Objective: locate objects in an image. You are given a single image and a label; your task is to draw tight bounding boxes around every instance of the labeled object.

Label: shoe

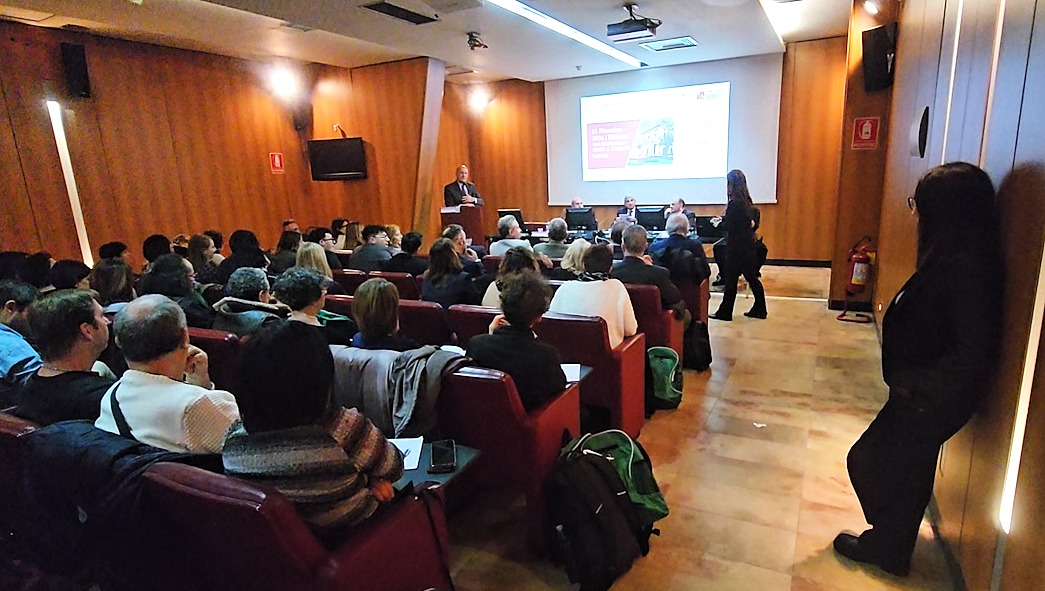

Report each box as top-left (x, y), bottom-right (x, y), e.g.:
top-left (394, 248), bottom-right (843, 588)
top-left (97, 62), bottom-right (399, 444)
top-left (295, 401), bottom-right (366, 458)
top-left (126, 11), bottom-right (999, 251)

top-left (744, 309), bottom-right (767, 319)
top-left (711, 276), bottom-right (724, 287)
top-left (710, 311), bottom-right (732, 322)
top-left (833, 533), bottom-right (911, 577)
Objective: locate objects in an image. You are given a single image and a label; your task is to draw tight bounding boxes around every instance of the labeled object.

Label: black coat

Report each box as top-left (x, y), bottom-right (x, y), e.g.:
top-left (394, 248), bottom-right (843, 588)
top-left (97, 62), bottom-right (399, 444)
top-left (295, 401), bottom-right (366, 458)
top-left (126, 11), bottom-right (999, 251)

top-left (421, 272), bottom-right (480, 308)
top-left (649, 234), bottom-right (712, 284)
top-left (383, 253), bottom-right (429, 276)
top-left (611, 256), bottom-right (686, 317)
top-left (466, 325), bottom-right (567, 412)
top-left (443, 181), bottom-right (484, 206)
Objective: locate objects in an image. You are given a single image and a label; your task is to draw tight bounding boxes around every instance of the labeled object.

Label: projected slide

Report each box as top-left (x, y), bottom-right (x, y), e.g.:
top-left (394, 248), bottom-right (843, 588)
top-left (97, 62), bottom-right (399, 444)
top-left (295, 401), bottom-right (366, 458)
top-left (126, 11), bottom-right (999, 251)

top-left (580, 82), bottom-right (729, 182)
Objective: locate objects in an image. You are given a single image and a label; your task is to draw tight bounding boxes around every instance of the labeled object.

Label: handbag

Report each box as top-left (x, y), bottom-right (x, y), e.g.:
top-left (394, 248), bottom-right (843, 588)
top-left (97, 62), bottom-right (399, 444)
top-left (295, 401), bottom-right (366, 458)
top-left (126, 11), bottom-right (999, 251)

top-left (754, 238), bottom-right (769, 270)
top-left (682, 320), bottom-right (712, 371)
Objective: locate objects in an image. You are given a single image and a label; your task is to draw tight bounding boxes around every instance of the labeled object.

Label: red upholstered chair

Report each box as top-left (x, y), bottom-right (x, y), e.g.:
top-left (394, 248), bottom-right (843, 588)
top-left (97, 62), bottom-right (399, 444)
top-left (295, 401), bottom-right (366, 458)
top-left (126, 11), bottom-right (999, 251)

top-left (324, 294), bottom-right (355, 318)
top-left (624, 283), bottom-right (684, 357)
top-left (679, 278), bottom-right (711, 324)
top-left (446, 304), bottom-right (501, 348)
top-left (333, 250), bottom-right (353, 268)
top-left (332, 269), bottom-right (368, 295)
top-left (398, 299), bottom-right (455, 345)
top-left (141, 462), bottom-right (453, 591)
top-left (534, 312), bottom-right (646, 438)
top-left (438, 367), bottom-right (580, 551)
top-left (368, 271), bottom-right (420, 300)
top-left (0, 412), bottom-right (38, 536)
top-left (481, 255), bottom-right (502, 274)
top-left (187, 328), bottom-right (243, 393)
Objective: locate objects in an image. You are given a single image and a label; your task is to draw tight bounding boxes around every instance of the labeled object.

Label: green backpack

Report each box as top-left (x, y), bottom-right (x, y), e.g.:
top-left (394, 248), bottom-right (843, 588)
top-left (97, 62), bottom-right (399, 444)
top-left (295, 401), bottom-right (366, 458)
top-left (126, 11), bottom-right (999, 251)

top-left (563, 430), bottom-right (669, 528)
top-left (647, 346), bottom-right (683, 410)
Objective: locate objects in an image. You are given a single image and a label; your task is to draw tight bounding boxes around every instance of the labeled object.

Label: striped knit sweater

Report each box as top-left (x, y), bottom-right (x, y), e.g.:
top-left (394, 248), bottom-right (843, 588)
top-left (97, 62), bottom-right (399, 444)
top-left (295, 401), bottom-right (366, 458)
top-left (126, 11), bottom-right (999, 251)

top-left (222, 407), bottom-right (404, 533)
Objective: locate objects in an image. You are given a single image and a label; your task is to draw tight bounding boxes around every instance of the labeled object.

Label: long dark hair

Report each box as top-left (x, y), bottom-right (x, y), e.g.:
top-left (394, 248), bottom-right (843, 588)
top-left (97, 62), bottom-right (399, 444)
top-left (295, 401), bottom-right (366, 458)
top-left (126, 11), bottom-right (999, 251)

top-left (726, 169), bottom-right (755, 214)
top-left (913, 162), bottom-right (999, 268)
top-left (425, 238), bottom-right (463, 284)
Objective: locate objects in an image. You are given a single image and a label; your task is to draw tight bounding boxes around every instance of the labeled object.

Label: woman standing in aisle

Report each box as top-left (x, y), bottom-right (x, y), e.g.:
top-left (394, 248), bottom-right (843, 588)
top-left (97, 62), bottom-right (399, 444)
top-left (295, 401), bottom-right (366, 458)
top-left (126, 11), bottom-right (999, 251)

top-left (710, 169), bottom-right (766, 320)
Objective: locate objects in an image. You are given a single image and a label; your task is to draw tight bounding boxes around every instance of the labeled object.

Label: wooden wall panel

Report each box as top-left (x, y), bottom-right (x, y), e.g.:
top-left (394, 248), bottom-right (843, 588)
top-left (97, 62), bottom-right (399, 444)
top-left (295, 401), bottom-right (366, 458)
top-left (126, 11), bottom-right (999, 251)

top-left (431, 83), bottom-right (472, 240)
top-left (0, 74), bottom-right (42, 254)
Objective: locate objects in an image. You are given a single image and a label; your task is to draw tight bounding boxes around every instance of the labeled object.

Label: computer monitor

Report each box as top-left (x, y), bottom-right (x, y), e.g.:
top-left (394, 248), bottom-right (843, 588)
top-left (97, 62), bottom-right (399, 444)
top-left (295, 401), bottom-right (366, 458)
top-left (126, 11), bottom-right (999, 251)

top-left (565, 207), bottom-right (599, 230)
top-left (695, 215), bottom-right (727, 240)
top-left (496, 209), bottom-right (525, 234)
top-left (635, 206), bottom-right (666, 231)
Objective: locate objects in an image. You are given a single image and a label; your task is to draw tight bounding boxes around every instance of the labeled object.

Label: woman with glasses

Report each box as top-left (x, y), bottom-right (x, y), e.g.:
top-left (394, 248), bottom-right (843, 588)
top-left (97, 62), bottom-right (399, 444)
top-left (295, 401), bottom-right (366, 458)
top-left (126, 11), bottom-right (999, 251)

top-left (834, 163), bottom-right (1003, 577)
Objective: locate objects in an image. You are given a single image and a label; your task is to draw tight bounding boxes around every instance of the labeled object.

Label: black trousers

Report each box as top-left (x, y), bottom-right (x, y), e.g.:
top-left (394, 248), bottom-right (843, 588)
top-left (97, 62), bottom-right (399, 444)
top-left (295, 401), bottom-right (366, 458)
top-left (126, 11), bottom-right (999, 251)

top-left (846, 397), bottom-right (950, 570)
top-left (715, 248), bottom-right (766, 318)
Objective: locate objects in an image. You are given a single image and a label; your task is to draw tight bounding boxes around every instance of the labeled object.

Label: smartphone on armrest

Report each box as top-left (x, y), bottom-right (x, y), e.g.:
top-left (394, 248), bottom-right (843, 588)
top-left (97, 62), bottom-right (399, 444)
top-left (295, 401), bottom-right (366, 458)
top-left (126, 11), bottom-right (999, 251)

top-left (428, 439), bottom-right (457, 474)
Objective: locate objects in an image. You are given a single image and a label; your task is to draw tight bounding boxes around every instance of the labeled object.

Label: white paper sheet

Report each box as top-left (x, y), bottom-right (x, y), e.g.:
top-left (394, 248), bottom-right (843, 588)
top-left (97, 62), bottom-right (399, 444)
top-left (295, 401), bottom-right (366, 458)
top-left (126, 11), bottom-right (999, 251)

top-left (389, 437), bottom-right (424, 470)
top-left (561, 363), bottom-right (582, 383)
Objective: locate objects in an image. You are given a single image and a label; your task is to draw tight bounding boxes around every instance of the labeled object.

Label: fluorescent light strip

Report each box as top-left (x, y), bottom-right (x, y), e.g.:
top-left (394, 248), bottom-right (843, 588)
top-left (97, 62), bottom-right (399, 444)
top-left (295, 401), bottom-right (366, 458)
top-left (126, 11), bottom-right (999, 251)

top-left (485, 0), bottom-right (643, 68)
top-left (979, 0), bottom-right (1008, 166)
top-left (940, 0), bottom-right (965, 164)
top-left (46, 100), bottom-right (94, 267)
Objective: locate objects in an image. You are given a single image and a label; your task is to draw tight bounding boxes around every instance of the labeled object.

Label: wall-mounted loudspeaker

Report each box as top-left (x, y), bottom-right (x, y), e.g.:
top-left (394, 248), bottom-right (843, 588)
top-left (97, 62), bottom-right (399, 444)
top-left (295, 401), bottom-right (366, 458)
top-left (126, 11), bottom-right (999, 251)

top-left (292, 103), bottom-right (313, 131)
top-left (862, 25), bottom-right (895, 93)
top-left (60, 43), bottom-right (91, 98)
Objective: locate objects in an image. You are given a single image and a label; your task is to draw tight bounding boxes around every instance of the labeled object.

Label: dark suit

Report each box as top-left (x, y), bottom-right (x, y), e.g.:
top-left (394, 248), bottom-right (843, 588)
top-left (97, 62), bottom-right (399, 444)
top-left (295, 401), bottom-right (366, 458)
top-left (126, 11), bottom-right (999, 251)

top-left (846, 253), bottom-right (1002, 572)
top-left (421, 272), bottom-right (480, 308)
top-left (383, 253), bottom-right (428, 276)
top-left (611, 256), bottom-right (686, 318)
top-left (443, 181), bottom-right (484, 206)
top-left (616, 207), bottom-right (636, 219)
top-left (466, 325), bottom-right (567, 412)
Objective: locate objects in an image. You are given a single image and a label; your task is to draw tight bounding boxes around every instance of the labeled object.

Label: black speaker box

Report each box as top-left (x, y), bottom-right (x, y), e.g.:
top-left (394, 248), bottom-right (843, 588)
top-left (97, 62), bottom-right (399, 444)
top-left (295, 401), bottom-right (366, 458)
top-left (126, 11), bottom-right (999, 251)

top-left (60, 43), bottom-right (91, 98)
top-left (862, 25), bottom-right (895, 93)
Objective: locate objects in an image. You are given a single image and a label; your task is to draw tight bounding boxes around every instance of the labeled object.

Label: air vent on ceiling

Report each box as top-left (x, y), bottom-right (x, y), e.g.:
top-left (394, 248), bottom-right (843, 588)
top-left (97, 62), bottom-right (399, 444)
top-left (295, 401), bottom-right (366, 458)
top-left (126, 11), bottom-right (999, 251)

top-left (639, 36), bottom-right (699, 52)
top-left (446, 65), bottom-right (477, 76)
top-left (363, 1), bottom-right (439, 24)
top-left (279, 22), bottom-right (314, 33)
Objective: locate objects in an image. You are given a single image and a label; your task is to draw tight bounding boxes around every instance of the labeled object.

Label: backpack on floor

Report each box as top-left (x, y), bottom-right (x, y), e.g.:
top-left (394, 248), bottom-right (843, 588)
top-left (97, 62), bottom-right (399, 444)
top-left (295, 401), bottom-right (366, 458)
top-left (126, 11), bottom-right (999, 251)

top-left (546, 449), bottom-right (645, 591)
top-left (683, 320), bottom-right (713, 371)
top-left (647, 346), bottom-right (683, 410)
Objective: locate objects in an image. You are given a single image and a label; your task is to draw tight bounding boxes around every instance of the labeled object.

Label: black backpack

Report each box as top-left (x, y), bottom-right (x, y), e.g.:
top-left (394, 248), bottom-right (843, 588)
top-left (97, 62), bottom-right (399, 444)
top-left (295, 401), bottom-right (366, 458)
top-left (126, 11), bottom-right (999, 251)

top-left (546, 449), bottom-right (648, 591)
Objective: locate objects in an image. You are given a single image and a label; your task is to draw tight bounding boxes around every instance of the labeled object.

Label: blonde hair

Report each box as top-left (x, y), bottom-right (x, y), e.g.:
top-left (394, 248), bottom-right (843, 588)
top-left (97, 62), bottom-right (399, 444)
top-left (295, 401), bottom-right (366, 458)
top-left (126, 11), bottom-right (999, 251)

top-left (295, 242), bottom-right (333, 279)
top-left (386, 224), bottom-right (402, 249)
top-left (560, 238), bottom-right (591, 274)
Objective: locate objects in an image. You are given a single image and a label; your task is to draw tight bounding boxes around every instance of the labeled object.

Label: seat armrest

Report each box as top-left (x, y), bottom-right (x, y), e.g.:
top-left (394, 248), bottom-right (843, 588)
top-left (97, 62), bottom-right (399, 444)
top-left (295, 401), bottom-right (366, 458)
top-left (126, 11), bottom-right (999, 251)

top-left (522, 383), bottom-right (580, 476)
top-left (612, 333), bottom-right (647, 438)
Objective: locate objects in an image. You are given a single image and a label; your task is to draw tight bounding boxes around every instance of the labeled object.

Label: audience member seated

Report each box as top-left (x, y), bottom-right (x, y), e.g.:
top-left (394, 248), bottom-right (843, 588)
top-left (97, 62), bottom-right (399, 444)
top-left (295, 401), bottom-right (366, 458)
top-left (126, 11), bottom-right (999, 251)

top-left (649, 213), bottom-right (712, 285)
top-left (282, 218), bottom-right (301, 234)
top-left (466, 272), bottom-right (567, 412)
top-left (482, 247), bottom-right (542, 307)
top-left (142, 235), bottom-right (172, 273)
top-left (422, 238), bottom-right (481, 308)
top-left (351, 278), bottom-right (420, 352)
top-left (0, 251), bottom-right (28, 281)
top-left (549, 244), bottom-right (637, 348)
top-left (204, 229), bottom-right (225, 265)
top-left (347, 225), bottom-right (393, 272)
top-left (89, 258), bottom-right (136, 315)
top-left (98, 241), bottom-right (130, 263)
top-left (139, 253), bottom-right (216, 329)
top-left (172, 234), bottom-right (191, 257)
top-left (22, 251), bottom-right (54, 289)
top-left (547, 238), bottom-right (590, 281)
top-left (306, 227), bottom-right (344, 271)
top-left (534, 217), bottom-right (569, 259)
top-left (95, 294), bottom-right (240, 453)
top-left (383, 231), bottom-right (428, 276)
top-left (442, 224), bottom-right (485, 277)
top-left (211, 268), bottom-right (290, 337)
top-left (223, 319), bottom-right (404, 535)
top-left (608, 221), bottom-right (630, 260)
top-left (343, 221), bottom-right (364, 251)
top-left (0, 280), bottom-right (42, 406)
top-left (490, 215), bottom-right (533, 256)
top-left (274, 268), bottom-right (356, 345)
top-left (47, 259), bottom-right (91, 291)
top-left (268, 230), bottom-right (301, 275)
top-left (613, 224), bottom-right (688, 321)
top-left (216, 229), bottom-right (269, 284)
top-left (386, 224), bottom-right (403, 254)
top-left (12, 290), bottom-right (113, 425)
top-left (186, 234), bottom-right (222, 285)
top-left (296, 242), bottom-right (346, 295)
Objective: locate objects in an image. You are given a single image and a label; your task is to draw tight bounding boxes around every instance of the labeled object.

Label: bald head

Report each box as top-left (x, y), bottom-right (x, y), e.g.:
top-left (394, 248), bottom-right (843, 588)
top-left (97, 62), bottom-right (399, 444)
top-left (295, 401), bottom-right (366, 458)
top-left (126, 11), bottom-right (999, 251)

top-left (115, 294), bottom-right (187, 362)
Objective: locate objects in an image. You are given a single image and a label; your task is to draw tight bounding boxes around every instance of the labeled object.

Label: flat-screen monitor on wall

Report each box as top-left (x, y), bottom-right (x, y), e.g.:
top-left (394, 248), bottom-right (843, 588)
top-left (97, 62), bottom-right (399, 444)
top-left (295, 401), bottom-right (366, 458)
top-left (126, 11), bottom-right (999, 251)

top-left (307, 138), bottom-right (367, 181)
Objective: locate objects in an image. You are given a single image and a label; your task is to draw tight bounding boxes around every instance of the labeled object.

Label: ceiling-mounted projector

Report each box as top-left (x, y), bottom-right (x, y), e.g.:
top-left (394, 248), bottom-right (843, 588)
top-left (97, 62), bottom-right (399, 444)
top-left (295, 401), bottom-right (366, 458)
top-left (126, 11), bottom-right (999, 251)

top-left (607, 4), bottom-right (661, 42)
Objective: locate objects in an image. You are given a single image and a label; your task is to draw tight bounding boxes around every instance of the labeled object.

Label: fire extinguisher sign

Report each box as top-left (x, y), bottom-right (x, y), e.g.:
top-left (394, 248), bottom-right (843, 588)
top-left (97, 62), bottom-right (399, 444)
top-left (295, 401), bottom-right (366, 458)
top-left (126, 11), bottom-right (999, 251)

top-left (852, 117), bottom-right (881, 150)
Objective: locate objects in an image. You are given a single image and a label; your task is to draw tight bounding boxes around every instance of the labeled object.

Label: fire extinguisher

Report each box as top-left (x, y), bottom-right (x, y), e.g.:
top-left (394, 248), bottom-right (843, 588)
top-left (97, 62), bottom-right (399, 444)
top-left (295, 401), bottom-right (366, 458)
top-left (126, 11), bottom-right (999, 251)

top-left (838, 236), bottom-right (875, 323)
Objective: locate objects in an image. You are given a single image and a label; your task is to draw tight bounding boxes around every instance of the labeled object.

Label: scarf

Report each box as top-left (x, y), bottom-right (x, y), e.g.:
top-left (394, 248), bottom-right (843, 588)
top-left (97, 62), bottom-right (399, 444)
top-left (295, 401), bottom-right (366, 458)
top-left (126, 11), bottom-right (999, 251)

top-left (578, 272), bottom-right (609, 282)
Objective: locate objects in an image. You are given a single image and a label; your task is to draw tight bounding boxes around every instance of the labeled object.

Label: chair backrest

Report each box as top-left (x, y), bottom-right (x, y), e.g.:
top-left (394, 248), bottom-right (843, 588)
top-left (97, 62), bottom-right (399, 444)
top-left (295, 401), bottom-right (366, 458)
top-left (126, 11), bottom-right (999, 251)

top-left (186, 328), bottom-right (242, 392)
top-left (332, 269), bottom-right (368, 295)
top-left (481, 255), bottom-right (503, 275)
top-left (369, 271), bottom-right (420, 300)
top-left (200, 284), bottom-right (226, 307)
top-left (534, 312), bottom-right (613, 365)
top-left (398, 299), bottom-right (455, 345)
top-left (324, 294), bottom-right (355, 318)
top-left (0, 412), bottom-right (38, 533)
top-left (624, 283), bottom-right (670, 347)
top-left (446, 304), bottom-right (501, 348)
top-left (141, 462), bottom-right (327, 591)
top-left (333, 250), bottom-right (353, 268)
top-left (438, 367), bottom-right (527, 449)
top-left (678, 278), bottom-right (710, 324)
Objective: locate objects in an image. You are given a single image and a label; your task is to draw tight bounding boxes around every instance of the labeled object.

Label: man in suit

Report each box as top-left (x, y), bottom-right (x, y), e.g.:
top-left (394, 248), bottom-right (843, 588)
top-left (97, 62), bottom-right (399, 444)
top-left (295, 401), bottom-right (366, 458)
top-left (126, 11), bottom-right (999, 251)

top-left (442, 224), bottom-right (485, 278)
top-left (617, 195), bottom-right (637, 221)
top-left (443, 165), bottom-right (484, 207)
top-left (612, 224), bottom-right (688, 321)
top-left (649, 213), bottom-right (711, 285)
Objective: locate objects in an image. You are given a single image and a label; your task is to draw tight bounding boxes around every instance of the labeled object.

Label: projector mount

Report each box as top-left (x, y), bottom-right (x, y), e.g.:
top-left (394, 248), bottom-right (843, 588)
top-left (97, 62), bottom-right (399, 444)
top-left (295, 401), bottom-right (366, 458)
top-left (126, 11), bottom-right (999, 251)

top-left (467, 31), bottom-right (488, 50)
top-left (607, 3), bottom-right (662, 42)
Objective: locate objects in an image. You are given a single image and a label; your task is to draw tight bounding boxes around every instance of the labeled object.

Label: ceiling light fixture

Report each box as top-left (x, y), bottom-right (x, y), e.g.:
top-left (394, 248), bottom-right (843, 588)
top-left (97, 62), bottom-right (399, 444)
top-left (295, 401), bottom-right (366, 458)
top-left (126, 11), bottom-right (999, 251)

top-left (268, 65), bottom-right (301, 102)
top-left (469, 86), bottom-right (492, 113)
top-left (485, 0), bottom-right (644, 68)
top-left (864, 1), bottom-right (880, 15)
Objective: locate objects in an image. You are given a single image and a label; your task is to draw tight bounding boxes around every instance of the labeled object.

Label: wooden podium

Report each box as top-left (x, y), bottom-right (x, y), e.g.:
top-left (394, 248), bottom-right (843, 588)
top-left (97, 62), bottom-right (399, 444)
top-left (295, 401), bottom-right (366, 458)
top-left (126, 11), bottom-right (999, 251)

top-left (440, 206), bottom-right (485, 242)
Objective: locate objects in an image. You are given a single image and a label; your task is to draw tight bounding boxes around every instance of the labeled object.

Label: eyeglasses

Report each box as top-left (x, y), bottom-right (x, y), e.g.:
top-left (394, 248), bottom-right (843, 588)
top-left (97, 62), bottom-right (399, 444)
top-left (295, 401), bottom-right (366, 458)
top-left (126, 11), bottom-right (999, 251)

top-left (907, 196), bottom-right (916, 211)
top-left (321, 237), bottom-right (334, 243)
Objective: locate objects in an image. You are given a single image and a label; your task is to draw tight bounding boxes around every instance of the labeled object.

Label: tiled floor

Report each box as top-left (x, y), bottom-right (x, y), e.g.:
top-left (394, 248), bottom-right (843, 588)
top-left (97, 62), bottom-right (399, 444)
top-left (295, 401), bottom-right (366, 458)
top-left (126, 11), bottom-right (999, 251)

top-left (446, 272), bottom-right (955, 590)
